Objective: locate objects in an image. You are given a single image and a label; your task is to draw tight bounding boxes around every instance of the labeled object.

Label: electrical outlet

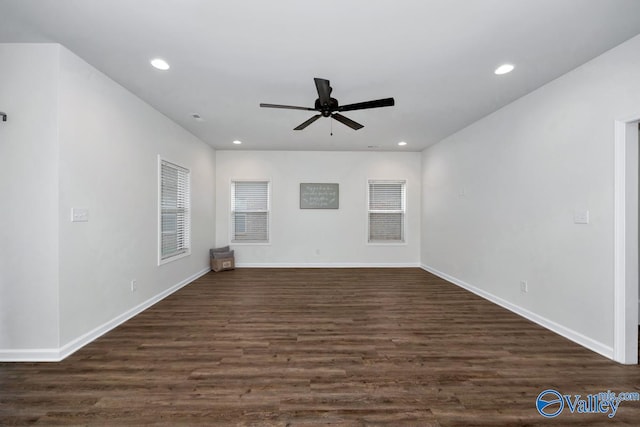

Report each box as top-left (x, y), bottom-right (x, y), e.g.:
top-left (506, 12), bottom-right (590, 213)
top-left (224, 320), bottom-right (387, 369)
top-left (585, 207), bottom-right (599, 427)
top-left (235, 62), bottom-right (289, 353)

top-left (520, 280), bottom-right (528, 293)
top-left (131, 280), bottom-right (137, 292)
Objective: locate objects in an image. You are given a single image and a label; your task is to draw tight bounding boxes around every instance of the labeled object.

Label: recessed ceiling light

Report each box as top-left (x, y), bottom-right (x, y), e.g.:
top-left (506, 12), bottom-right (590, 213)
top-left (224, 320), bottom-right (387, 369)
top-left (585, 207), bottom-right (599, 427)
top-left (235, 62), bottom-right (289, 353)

top-left (150, 58), bottom-right (170, 71)
top-left (232, 140), bottom-right (242, 145)
top-left (398, 141), bottom-right (407, 146)
top-left (494, 64), bottom-right (514, 75)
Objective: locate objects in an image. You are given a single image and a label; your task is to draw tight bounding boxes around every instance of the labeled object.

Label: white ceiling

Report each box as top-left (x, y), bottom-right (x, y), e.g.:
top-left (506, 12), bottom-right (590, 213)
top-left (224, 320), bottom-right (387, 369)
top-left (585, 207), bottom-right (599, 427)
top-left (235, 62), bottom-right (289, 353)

top-left (2, 0), bottom-right (640, 152)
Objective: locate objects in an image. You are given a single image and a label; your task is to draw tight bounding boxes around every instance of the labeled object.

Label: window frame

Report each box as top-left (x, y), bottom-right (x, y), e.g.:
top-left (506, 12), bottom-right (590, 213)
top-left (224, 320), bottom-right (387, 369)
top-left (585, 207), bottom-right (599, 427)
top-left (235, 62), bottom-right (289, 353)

top-left (230, 179), bottom-right (271, 245)
top-left (367, 179), bottom-right (407, 245)
top-left (158, 156), bottom-right (191, 265)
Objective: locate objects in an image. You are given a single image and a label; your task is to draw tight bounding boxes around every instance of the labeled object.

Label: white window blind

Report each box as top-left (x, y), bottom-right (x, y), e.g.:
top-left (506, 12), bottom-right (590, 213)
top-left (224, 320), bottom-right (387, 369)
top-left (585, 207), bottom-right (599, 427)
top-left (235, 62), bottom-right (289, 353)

top-left (160, 160), bottom-right (190, 261)
top-left (231, 180), bottom-right (270, 243)
top-left (368, 180), bottom-right (406, 243)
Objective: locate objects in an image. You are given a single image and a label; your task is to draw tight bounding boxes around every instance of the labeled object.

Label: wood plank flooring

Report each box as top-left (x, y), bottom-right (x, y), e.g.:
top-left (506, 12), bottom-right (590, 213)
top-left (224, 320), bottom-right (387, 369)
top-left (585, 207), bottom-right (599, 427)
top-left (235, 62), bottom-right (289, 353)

top-left (1, 268), bottom-right (639, 426)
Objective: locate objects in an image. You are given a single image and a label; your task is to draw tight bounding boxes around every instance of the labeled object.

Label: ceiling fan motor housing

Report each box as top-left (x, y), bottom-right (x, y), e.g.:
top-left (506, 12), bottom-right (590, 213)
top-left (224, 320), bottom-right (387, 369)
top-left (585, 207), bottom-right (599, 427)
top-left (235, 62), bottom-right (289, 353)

top-left (315, 97), bottom-right (339, 117)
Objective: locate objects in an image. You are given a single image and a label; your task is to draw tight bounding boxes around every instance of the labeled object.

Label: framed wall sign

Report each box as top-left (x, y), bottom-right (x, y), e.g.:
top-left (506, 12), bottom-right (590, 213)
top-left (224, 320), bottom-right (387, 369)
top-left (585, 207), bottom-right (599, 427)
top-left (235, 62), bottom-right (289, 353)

top-left (300, 183), bottom-right (339, 209)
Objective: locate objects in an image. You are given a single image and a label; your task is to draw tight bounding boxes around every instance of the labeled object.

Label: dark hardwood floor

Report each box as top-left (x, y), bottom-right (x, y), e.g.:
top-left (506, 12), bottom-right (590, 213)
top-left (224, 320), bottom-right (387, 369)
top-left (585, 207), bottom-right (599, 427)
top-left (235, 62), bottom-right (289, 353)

top-left (1, 268), bottom-right (639, 426)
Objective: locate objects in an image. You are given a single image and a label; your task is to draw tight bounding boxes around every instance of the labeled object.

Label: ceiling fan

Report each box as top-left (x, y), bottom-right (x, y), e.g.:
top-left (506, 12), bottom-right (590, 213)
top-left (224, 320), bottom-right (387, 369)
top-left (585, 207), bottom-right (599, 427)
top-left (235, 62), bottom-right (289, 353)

top-left (260, 78), bottom-right (395, 131)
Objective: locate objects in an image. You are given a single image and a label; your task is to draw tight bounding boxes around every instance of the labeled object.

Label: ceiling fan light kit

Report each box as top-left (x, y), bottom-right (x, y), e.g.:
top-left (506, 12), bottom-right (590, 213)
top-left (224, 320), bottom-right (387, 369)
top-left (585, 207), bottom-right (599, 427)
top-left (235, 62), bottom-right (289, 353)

top-left (260, 78), bottom-right (394, 131)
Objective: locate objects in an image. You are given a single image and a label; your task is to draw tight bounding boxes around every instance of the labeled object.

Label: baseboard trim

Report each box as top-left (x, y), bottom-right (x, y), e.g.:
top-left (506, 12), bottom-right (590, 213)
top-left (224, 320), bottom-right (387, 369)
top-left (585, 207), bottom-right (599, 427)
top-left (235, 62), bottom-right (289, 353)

top-left (0, 267), bottom-right (211, 362)
top-left (0, 348), bottom-right (63, 362)
top-left (420, 264), bottom-right (614, 360)
top-left (236, 262), bottom-right (421, 268)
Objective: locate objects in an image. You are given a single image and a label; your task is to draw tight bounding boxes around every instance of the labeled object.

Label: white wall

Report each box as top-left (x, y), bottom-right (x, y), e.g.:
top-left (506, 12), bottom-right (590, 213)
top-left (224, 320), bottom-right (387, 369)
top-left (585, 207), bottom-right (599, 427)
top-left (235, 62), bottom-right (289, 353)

top-left (57, 46), bottom-right (216, 348)
top-left (216, 151), bottom-right (421, 266)
top-left (421, 34), bottom-right (640, 358)
top-left (0, 43), bottom-right (216, 360)
top-left (0, 44), bottom-right (60, 352)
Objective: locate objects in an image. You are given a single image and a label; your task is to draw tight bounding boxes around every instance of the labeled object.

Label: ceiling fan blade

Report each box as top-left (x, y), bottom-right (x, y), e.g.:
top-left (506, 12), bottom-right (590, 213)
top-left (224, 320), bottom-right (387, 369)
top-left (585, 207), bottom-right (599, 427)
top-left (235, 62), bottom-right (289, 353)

top-left (294, 114), bottom-right (322, 130)
top-left (337, 97), bottom-right (395, 112)
top-left (314, 78), bottom-right (332, 106)
top-left (331, 113), bottom-right (364, 130)
top-left (260, 103), bottom-right (316, 111)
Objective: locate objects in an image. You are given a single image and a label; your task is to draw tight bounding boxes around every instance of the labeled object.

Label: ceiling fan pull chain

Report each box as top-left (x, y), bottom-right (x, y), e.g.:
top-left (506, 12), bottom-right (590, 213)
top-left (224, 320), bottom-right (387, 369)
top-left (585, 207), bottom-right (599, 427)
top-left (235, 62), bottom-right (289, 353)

top-left (330, 118), bottom-right (333, 136)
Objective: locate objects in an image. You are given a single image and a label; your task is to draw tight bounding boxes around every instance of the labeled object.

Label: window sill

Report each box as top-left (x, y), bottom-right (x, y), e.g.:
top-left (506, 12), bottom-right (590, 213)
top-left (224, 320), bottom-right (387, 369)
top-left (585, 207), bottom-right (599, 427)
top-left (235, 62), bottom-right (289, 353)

top-left (231, 242), bottom-right (271, 246)
top-left (367, 241), bottom-right (407, 246)
top-left (158, 250), bottom-right (191, 266)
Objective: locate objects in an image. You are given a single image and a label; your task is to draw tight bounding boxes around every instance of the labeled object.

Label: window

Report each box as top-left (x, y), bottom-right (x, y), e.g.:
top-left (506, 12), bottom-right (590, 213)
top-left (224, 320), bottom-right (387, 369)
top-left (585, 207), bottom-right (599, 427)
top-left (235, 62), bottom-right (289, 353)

top-left (159, 159), bottom-right (190, 263)
top-left (231, 180), bottom-right (270, 243)
top-left (368, 180), bottom-right (406, 243)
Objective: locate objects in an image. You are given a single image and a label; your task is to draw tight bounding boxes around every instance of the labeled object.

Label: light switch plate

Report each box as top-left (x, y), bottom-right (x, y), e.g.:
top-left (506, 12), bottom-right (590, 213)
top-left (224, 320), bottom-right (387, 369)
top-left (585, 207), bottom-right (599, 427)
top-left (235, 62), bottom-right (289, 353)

top-left (71, 207), bottom-right (89, 222)
top-left (573, 209), bottom-right (589, 224)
